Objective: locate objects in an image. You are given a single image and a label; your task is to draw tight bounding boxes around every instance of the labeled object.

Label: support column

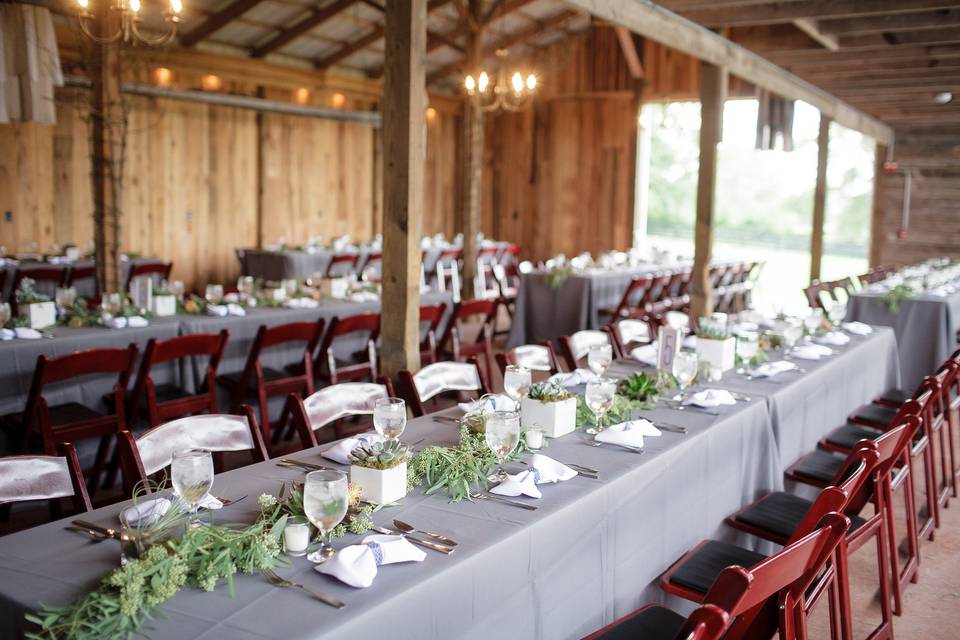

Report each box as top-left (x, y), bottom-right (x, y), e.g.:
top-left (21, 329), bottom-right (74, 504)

top-left (458, 0), bottom-right (484, 300)
top-left (380, 0), bottom-right (426, 377)
top-left (689, 61), bottom-right (727, 321)
top-left (809, 115), bottom-right (830, 282)
top-left (868, 144), bottom-right (888, 268)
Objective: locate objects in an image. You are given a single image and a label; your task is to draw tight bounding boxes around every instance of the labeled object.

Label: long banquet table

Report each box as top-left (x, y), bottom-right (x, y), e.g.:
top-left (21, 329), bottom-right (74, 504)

top-left (0, 328), bottom-right (898, 639)
top-left (847, 289), bottom-right (960, 390)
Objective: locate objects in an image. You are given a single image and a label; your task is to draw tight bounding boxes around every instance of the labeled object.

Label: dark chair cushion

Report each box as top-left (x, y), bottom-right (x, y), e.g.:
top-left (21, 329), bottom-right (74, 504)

top-left (849, 403), bottom-right (898, 427)
top-left (824, 423), bottom-right (884, 450)
top-left (590, 605), bottom-right (686, 640)
top-left (878, 388), bottom-right (911, 406)
top-left (735, 491), bottom-right (867, 539)
top-left (218, 368), bottom-right (289, 391)
top-left (668, 540), bottom-right (767, 594)
top-left (791, 449), bottom-right (847, 483)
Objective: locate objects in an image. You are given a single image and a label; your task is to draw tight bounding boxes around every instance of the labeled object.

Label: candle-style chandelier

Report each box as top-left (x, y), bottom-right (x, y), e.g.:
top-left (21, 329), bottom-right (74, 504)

top-left (464, 48), bottom-right (537, 113)
top-left (74, 0), bottom-right (182, 46)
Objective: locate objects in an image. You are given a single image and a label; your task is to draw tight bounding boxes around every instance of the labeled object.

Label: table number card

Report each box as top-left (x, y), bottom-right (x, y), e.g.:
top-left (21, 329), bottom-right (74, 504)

top-left (657, 326), bottom-right (682, 373)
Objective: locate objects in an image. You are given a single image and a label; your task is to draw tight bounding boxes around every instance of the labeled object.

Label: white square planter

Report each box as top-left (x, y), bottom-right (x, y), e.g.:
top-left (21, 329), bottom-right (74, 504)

top-left (320, 277), bottom-right (350, 299)
top-left (65, 247), bottom-right (81, 261)
top-left (21, 301), bottom-right (56, 329)
top-left (350, 462), bottom-right (407, 504)
top-left (696, 336), bottom-right (736, 372)
top-left (520, 396), bottom-right (577, 438)
top-left (151, 295), bottom-right (177, 317)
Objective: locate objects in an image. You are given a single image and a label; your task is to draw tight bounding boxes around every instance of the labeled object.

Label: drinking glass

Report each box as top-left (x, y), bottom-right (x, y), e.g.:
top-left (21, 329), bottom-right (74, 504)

top-left (782, 320), bottom-right (803, 350)
top-left (171, 448), bottom-right (214, 527)
top-left (587, 344), bottom-right (614, 377)
top-left (55, 287), bottom-right (77, 311)
top-left (736, 330), bottom-right (759, 363)
top-left (237, 276), bottom-right (255, 300)
top-left (503, 365), bottom-right (532, 403)
top-left (0, 302), bottom-right (11, 326)
top-left (169, 280), bottom-right (185, 300)
top-left (672, 350), bottom-right (699, 399)
top-left (373, 397), bottom-right (406, 441)
top-left (282, 278), bottom-right (299, 298)
top-left (303, 470), bottom-right (349, 561)
top-left (485, 410), bottom-right (521, 480)
top-left (804, 308), bottom-right (823, 336)
top-left (101, 292), bottom-right (122, 317)
top-left (585, 377), bottom-right (617, 434)
top-left (826, 301), bottom-right (846, 328)
top-left (204, 284), bottom-right (224, 305)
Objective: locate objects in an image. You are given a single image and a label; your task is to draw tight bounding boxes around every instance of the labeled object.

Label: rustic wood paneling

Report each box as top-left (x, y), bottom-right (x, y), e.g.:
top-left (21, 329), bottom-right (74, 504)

top-left (423, 109), bottom-right (460, 238)
top-left (0, 120), bottom-right (55, 253)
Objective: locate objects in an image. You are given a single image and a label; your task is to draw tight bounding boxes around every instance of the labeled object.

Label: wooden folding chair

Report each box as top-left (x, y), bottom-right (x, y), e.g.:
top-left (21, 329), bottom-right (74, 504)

top-left (316, 313), bottom-right (380, 385)
top-left (558, 329), bottom-right (614, 371)
top-left (283, 379), bottom-right (394, 448)
top-left (398, 359), bottom-right (491, 417)
top-left (0, 443), bottom-right (92, 530)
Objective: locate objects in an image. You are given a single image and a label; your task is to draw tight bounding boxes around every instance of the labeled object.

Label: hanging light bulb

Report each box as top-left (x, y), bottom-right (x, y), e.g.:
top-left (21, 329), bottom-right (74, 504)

top-left (478, 71), bottom-right (489, 93)
top-left (77, 0), bottom-right (89, 9)
top-left (169, 0), bottom-right (182, 15)
top-left (464, 74), bottom-right (476, 94)
top-left (526, 74), bottom-right (537, 91)
top-left (129, 0), bottom-right (141, 13)
top-left (73, 0), bottom-right (180, 45)
top-left (511, 72), bottom-right (524, 93)
top-left (463, 48), bottom-right (537, 112)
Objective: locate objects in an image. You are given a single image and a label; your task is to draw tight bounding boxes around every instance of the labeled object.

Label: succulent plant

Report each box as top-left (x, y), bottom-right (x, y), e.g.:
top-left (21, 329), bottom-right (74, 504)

top-left (527, 381), bottom-right (575, 403)
top-left (349, 439), bottom-right (412, 470)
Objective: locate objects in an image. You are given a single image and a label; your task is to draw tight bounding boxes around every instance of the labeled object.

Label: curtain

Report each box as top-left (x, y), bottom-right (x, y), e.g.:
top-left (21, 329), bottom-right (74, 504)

top-left (0, 3), bottom-right (63, 124)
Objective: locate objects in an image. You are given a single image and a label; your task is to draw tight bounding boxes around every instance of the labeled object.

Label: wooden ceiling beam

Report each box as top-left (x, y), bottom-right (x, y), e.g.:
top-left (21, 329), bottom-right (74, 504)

top-left (817, 9), bottom-right (960, 36)
top-left (614, 26), bottom-right (644, 78)
top-left (801, 66), bottom-right (960, 82)
top-left (560, 0), bottom-right (893, 144)
top-left (661, 0), bottom-right (960, 27)
top-left (765, 44), bottom-right (960, 66)
top-left (250, 0), bottom-right (360, 58)
top-left (792, 18), bottom-right (838, 51)
top-left (179, 0), bottom-right (265, 47)
top-left (835, 26), bottom-right (960, 49)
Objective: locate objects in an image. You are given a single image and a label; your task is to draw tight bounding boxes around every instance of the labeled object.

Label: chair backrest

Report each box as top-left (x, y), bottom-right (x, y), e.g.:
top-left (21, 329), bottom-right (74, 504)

top-left (65, 264), bottom-right (97, 294)
top-left (559, 329), bottom-right (612, 370)
top-left (0, 443), bottom-right (91, 515)
top-left (234, 321), bottom-right (324, 394)
top-left (399, 359), bottom-right (490, 416)
top-left (497, 342), bottom-right (560, 374)
top-left (299, 381), bottom-right (392, 431)
top-left (612, 275), bottom-right (654, 318)
top-left (609, 318), bottom-right (652, 355)
top-left (440, 298), bottom-right (498, 351)
top-left (359, 252), bottom-right (383, 278)
top-left (418, 303), bottom-right (447, 362)
top-left (326, 253), bottom-right (359, 278)
top-left (125, 262), bottom-right (173, 291)
top-left (325, 312), bottom-right (381, 341)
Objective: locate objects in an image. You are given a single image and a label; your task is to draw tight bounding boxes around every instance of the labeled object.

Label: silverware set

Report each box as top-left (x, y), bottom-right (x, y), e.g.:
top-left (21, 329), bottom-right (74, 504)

top-left (469, 491), bottom-right (538, 510)
top-left (520, 460), bottom-right (599, 479)
top-left (369, 525), bottom-right (456, 553)
top-left (587, 438), bottom-right (644, 454)
top-left (392, 519), bottom-right (458, 546)
top-left (262, 568), bottom-right (345, 609)
top-left (277, 458), bottom-right (338, 472)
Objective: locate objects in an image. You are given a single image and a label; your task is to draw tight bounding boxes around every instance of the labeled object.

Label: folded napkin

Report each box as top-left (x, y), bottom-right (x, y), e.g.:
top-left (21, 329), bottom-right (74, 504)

top-left (490, 470), bottom-right (542, 498)
top-left (815, 331), bottom-right (850, 347)
top-left (528, 454), bottom-right (577, 484)
top-left (206, 303), bottom-right (246, 317)
top-left (842, 321), bottom-right (873, 336)
top-left (0, 327), bottom-right (42, 340)
top-left (284, 297), bottom-right (319, 309)
top-left (791, 344), bottom-right (833, 360)
top-left (106, 315), bottom-right (149, 329)
top-left (684, 389), bottom-right (737, 408)
top-left (322, 432), bottom-right (383, 464)
top-left (595, 419), bottom-right (661, 449)
top-left (348, 291), bottom-right (379, 303)
top-left (547, 368), bottom-right (598, 387)
top-left (630, 344), bottom-right (658, 366)
top-left (223, 292), bottom-right (240, 303)
top-left (457, 394), bottom-right (517, 414)
top-left (120, 494), bottom-right (222, 527)
top-left (314, 534), bottom-right (425, 588)
top-left (748, 360), bottom-right (797, 378)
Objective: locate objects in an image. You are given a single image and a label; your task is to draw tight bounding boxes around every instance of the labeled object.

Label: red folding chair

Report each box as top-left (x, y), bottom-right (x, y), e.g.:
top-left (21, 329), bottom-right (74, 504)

top-left (316, 313), bottom-right (380, 385)
top-left (605, 317), bottom-right (655, 359)
top-left (496, 342), bottom-right (561, 377)
top-left (325, 254), bottom-right (359, 278)
top-left (64, 264), bottom-right (99, 303)
top-left (439, 299), bottom-right (498, 378)
top-left (398, 359), bottom-right (491, 417)
top-left (419, 304), bottom-right (447, 365)
top-left (124, 261), bottom-right (173, 291)
top-left (9, 265), bottom-right (67, 314)
top-left (357, 252), bottom-right (382, 281)
top-left (600, 275), bottom-right (655, 321)
top-left (283, 379), bottom-right (394, 448)
top-left (0, 443), bottom-right (92, 530)
top-left (127, 331), bottom-right (229, 428)
top-left (584, 602), bottom-right (729, 640)
top-left (558, 329), bottom-right (614, 371)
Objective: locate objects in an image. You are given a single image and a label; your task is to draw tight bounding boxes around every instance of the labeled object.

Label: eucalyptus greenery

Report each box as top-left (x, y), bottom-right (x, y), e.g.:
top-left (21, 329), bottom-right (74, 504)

top-left (881, 284), bottom-right (915, 313)
top-left (177, 294), bottom-right (209, 315)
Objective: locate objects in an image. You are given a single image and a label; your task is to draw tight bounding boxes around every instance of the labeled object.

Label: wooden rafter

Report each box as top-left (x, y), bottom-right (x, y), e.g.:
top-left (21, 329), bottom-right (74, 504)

top-left (614, 26), bottom-right (644, 78)
top-left (179, 0), bottom-right (265, 47)
top-left (817, 9), bottom-right (960, 36)
top-left (660, 0), bottom-right (960, 28)
top-left (792, 18), bottom-right (838, 52)
top-left (250, 0), bottom-right (360, 58)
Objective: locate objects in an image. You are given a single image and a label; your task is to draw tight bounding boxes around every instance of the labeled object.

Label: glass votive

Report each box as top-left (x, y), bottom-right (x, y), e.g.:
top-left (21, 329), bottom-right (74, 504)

top-left (283, 516), bottom-right (310, 557)
top-left (525, 428), bottom-right (545, 450)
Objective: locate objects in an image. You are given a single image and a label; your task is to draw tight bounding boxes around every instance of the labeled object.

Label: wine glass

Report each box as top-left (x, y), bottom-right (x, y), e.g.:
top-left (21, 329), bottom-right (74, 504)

top-left (485, 410), bottom-right (521, 480)
top-left (737, 330), bottom-right (759, 362)
top-left (373, 397), bottom-right (406, 441)
top-left (282, 278), bottom-right (299, 299)
top-left (587, 344), bottom-right (614, 377)
top-left (237, 276), bottom-right (255, 301)
top-left (204, 284), bottom-right (224, 305)
top-left (804, 308), bottom-right (823, 337)
top-left (672, 350), bottom-right (699, 400)
top-left (100, 292), bottom-right (122, 318)
top-left (171, 448), bottom-right (214, 527)
top-left (0, 302), bottom-right (11, 326)
top-left (169, 280), bottom-right (185, 300)
top-left (826, 301), bottom-right (846, 328)
top-left (55, 287), bottom-right (77, 310)
top-left (303, 470), bottom-right (349, 562)
top-left (585, 377), bottom-right (617, 434)
top-left (503, 365), bottom-right (532, 403)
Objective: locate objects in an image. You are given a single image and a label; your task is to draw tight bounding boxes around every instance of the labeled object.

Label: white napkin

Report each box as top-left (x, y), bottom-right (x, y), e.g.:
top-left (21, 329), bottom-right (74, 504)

top-left (748, 360), bottom-right (797, 378)
top-left (630, 344), bottom-right (658, 366)
top-left (927, 286), bottom-right (953, 297)
top-left (457, 394), bottom-right (517, 414)
top-left (348, 291), bottom-right (379, 303)
top-left (595, 419), bottom-right (661, 449)
top-left (120, 494), bottom-right (222, 527)
top-left (284, 297), bottom-right (319, 309)
top-left (321, 433), bottom-right (384, 464)
top-left (0, 327), bottom-right (42, 340)
top-left (791, 344), bottom-right (833, 360)
top-left (206, 304), bottom-right (246, 317)
top-left (106, 316), bottom-right (149, 329)
top-left (815, 331), bottom-right (850, 346)
top-left (684, 389), bottom-right (737, 408)
top-left (842, 321), bottom-right (873, 336)
top-left (314, 534), bottom-right (426, 588)
top-left (547, 368), bottom-right (598, 387)
top-left (223, 292), bottom-right (240, 303)
top-left (528, 454), bottom-right (577, 484)
top-left (490, 470), bottom-right (542, 498)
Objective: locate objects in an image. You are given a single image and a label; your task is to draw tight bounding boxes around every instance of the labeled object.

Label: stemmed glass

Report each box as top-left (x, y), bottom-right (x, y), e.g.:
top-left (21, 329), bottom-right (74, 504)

top-left (205, 284), bottom-right (224, 305)
top-left (736, 330), bottom-right (759, 364)
top-left (373, 397), bottom-right (406, 442)
top-left (826, 301), bottom-right (846, 328)
top-left (0, 302), bottom-right (11, 326)
top-left (237, 276), bottom-right (255, 301)
top-left (169, 280), bottom-right (186, 301)
top-left (55, 287), bottom-right (77, 310)
top-left (585, 377), bottom-right (617, 434)
top-left (803, 308), bottom-right (823, 338)
top-left (171, 448), bottom-right (214, 527)
top-left (672, 350), bottom-right (699, 401)
top-left (485, 410), bottom-right (521, 481)
top-left (303, 470), bottom-right (349, 562)
top-left (503, 365), bottom-right (532, 404)
top-left (587, 344), bottom-right (613, 377)
top-left (100, 292), bottom-right (122, 319)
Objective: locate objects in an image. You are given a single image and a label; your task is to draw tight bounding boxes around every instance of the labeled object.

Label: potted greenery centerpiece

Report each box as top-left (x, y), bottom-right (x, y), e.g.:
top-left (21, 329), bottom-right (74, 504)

top-left (521, 381), bottom-right (577, 438)
top-left (348, 440), bottom-right (412, 504)
top-left (696, 313), bottom-right (736, 372)
top-left (16, 278), bottom-right (56, 329)
top-left (151, 286), bottom-right (178, 317)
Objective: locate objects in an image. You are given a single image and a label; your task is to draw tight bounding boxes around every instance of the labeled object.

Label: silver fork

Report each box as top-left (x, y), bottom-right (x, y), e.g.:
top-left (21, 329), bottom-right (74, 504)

top-left (587, 438), bottom-right (644, 454)
top-left (262, 569), bottom-right (345, 609)
top-left (469, 492), bottom-right (538, 511)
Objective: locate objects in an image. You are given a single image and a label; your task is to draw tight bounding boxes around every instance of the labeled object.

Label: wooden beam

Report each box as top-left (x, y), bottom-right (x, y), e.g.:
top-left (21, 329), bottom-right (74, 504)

top-left (792, 18), bottom-right (838, 52)
top-left (459, 0), bottom-right (483, 301)
top-left (810, 116), bottom-right (830, 282)
top-left (614, 26), bottom-right (644, 78)
top-left (250, 0), bottom-right (359, 58)
top-left (559, 0), bottom-right (894, 145)
top-left (766, 43), bottom-right (960, 66)
top-left (834, 26), bottom-right (960, 49)
top-left (380, 0), bottom-right (426, 377)
top-left (179, 0), bottom-right (265, 47)
top-left (665, 0), bottom-right (960, 27)
top-left (690, 61), bottom-right (727, 321)
top-left (818, 9), bottom-right (960, 36)
top-left (869, 143), bottom-right (888, 267)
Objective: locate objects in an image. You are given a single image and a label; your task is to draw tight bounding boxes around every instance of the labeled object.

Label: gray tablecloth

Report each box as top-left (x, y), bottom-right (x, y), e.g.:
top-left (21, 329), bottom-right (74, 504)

top-left (847, 291), bottom-right (960, 389)
top-left (1, 258), bottom-right (168, 302)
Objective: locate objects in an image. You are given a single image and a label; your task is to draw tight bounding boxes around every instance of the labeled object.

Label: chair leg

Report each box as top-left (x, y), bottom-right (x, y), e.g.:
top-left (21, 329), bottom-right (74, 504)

top-left (833, 546), bottom-right (853, 640)
top-left (87, 434), bottom-right (113, 500)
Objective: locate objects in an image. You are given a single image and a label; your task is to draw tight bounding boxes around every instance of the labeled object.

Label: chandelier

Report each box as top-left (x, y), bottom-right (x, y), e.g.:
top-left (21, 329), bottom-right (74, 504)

top-left (75, 0), bottom-right (182, 46)
top-left (464, 48), bottom-right (537, 112)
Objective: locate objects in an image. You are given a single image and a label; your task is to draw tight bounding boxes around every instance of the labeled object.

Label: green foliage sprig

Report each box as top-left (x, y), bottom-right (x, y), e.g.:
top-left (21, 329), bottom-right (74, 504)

top-left (575, 394), bottom-right (639, 428)
top-left (881, 284), bottom-right (914, 313)
top-left (178, 294), bottom-right (209, 315)
top-left (16, 278), bottom-right (51, 305)
top-left (527, 381), bottom-right (576, 403)
top-left (545, 265), bottom-right (573, 290)
top-left (59, 299), bottom-right (101, 328)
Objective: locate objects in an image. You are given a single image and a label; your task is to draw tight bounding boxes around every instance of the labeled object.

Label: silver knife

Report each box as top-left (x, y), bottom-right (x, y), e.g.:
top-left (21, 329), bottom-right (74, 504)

top-left (278, 459), bottom-right (338, 472)
top-left (474, 492), bottom-right (539, 511)
top-left (72, 520), bottom-right (120, 539)
top-left (370, 526), bottom-right (455, 554)
top-left (654, 422), bottom-right (688, 434)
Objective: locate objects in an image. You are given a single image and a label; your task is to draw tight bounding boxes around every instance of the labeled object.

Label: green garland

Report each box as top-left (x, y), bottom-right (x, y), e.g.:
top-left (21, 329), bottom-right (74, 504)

top-left (880, 284), bottom-right (914, 313)
top-left (575, 394), bottom-right (641, 428)
top-left (545, 265), bottom-right (573, 290)
top-left (407, 425), bottom-right (514, 502)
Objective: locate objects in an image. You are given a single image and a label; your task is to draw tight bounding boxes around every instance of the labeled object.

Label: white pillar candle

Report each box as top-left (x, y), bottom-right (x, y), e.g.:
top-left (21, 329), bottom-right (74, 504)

top-left (525, 429), bottom-right (544, 450)
top-left (283, 518), bottom-right (310, 556)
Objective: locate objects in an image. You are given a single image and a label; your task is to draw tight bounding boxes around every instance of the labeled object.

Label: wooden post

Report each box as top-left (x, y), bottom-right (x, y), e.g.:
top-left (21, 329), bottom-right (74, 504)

top-left (689, 61), bottom-right (727, 321)
top-left (868, 143), bottom-right (888, 268)
top-left (89, 6), bottom-right (124, 294)
top-left (809, 115), bottom-right (830, 282)
top-left (458, 0), bottom-right (484, 301)
top-left (380, 0), bottom-right (426, 377)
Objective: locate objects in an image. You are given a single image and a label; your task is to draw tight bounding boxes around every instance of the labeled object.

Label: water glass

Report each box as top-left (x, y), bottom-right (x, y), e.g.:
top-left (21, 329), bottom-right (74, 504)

top-left (585, 377), bottom-right (617, 433)
top-left (804, 308), bottom-right (823, 336)
top-left (736, 330), bottom-right (760, 363)
top-left (171, 448), bottom-right (214, 526)
top-left (55, 287), bottom-right (77, 309)
top-left (237, 276), bottom-right (255, 300)
top-left (169, 280), bottom-right (186, 300)
top-left (373, 397), bottom-right (406, 441)
top-left (0, 302), bottom-right (10, 326)
top-left (587, 344), bottom-right (614, 376)
top-left (485, 410), bottom-right (521, 480)
top-left (101, 292), bottom-right (122, 317)
top-left (672, 351), bottom-right (699, 397)
top-left (303, 470), bottom-right (349, 562)
top-left (204, 284), bottom-right (224, 305)
top-left (282, 278), bottom-right (299, 298)
top-left (503, 365), bottom-right (532, 403)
